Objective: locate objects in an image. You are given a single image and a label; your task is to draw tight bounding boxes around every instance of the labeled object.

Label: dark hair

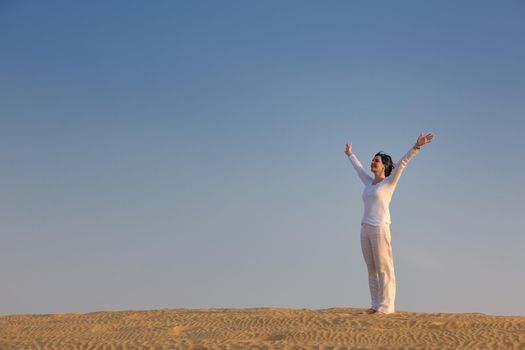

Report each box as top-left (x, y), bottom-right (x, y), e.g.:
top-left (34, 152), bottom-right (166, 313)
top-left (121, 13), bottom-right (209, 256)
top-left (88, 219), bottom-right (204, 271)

top-left (374, 152), bottom-right (395, 177)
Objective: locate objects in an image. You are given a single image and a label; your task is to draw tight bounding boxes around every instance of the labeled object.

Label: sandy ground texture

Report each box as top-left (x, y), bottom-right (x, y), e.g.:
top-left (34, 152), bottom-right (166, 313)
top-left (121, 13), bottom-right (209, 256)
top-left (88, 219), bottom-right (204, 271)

top-left (0, 307), bottom-right (524, 349)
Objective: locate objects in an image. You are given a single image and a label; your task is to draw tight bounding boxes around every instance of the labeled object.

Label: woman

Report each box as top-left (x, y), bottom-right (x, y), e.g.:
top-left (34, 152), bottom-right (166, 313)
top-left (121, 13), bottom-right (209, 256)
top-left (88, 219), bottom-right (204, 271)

top-left (344, 132), bottom-right (434, 314)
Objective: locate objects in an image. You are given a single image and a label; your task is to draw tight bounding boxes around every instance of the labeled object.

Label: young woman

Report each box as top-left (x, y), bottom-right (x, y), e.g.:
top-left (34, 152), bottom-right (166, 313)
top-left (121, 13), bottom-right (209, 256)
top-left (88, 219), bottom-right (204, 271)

top-left (344, 132), bottom-right (434, 314)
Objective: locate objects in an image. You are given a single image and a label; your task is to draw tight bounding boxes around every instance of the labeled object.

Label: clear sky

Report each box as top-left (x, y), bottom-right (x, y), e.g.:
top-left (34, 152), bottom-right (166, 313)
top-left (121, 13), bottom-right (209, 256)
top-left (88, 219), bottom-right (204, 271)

top-left (1, 1), bottom-right (524, 316)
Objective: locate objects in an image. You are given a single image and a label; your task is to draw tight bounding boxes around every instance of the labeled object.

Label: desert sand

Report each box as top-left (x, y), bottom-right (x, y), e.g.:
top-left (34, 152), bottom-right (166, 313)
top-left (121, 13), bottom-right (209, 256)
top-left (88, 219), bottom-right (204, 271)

top-left (1, 307), bottom-right (524, 349)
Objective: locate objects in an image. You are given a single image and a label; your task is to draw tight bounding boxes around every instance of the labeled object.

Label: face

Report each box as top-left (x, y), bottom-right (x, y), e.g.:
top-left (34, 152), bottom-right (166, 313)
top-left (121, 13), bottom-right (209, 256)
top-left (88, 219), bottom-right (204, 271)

top-left (371, 155), bottom-right (385, 175)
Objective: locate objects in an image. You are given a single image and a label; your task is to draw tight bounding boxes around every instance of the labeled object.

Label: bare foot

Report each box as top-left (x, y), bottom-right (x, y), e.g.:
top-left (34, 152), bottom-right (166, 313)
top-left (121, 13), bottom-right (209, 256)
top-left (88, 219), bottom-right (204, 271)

top-left (359, 308), bottom-right (377, 314)
top-left (373, 311), bottom-right (388, 316)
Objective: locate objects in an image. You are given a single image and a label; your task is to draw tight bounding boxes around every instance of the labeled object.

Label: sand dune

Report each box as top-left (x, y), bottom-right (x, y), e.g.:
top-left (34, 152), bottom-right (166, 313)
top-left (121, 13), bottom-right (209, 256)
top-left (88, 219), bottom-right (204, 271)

top-left (1, 307), bottom-right (524, 349)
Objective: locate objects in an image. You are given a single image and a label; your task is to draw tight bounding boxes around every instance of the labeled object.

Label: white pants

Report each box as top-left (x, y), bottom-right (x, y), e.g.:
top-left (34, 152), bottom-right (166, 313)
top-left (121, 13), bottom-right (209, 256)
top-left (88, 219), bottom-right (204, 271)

top-left (360, 223), bottom-right (396, 314)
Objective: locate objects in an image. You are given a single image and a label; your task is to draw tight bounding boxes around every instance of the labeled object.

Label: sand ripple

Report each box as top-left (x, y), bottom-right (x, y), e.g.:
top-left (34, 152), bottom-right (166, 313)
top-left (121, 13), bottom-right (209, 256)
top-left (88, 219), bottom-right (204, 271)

top-left (0, 307), bottom-right (524, 349)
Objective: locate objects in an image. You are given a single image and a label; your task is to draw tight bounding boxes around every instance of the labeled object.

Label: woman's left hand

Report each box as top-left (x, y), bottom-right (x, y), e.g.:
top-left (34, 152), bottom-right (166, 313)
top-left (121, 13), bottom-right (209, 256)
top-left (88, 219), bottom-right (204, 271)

top-left (416, 132), bottom-right (434, 147)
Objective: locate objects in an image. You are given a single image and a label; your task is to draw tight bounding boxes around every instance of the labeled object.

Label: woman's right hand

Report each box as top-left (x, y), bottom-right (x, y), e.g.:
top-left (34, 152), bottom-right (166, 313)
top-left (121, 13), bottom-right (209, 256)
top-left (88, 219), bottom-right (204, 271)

top-left (345, 142), bottom-right (353, 156)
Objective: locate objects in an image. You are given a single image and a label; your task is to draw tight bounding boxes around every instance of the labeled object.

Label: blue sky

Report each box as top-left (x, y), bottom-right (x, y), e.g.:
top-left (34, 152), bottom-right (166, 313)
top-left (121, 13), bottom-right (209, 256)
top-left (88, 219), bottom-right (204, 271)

top-left (1, 0), bottom-right (524, 316)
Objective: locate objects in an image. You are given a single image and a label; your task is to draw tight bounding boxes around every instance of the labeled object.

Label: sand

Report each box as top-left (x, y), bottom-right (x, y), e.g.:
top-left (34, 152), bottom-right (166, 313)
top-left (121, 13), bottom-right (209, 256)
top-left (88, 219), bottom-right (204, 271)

top-left (0, 307), bottom-right (524, 349)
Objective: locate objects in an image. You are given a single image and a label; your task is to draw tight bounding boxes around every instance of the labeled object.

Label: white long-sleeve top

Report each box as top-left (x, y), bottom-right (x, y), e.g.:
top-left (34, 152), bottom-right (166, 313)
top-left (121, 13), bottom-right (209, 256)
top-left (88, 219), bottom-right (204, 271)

top-left (347, 146), bottom-right (420, 226)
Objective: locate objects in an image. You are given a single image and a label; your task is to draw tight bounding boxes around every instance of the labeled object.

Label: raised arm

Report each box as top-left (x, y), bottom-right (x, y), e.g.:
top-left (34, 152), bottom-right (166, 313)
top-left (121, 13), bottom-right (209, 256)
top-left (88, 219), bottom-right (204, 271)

top-left (345, 142), bottom-right (372, 186)
top-left (387, 132), bottom-right (434, 187)
top-left (387, 145), bottom-right (420, 187)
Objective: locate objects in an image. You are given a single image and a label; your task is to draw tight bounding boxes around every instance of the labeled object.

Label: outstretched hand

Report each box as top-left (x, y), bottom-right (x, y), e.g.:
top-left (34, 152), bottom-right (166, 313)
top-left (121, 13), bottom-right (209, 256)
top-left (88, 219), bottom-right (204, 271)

top-left (345, 142), bottom-right (352, 156)
top-left (415, 132), bottom-right (434, 148)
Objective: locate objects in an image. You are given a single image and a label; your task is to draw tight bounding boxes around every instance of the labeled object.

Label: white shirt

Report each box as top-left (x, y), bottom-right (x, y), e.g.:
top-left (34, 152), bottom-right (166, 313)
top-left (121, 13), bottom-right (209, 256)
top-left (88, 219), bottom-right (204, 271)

top-left (348, 146), bottom-right (420, 226)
